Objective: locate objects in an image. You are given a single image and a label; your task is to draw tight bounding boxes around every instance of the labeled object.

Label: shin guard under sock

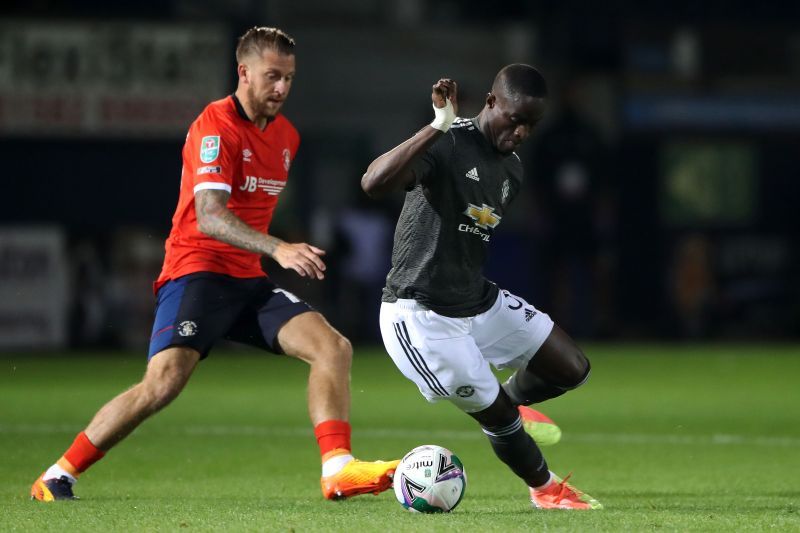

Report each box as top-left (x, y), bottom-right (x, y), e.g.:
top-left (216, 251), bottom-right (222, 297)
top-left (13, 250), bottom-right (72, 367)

top-left (481, 416), bottom-right (550, 488)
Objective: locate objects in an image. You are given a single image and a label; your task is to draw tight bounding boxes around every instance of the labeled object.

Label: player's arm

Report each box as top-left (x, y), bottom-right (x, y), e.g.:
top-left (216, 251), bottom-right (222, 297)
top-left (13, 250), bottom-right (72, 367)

top-left (195, 189), bottom-right (326, 279)
top-left (361, 79), bottom-right (458, 198)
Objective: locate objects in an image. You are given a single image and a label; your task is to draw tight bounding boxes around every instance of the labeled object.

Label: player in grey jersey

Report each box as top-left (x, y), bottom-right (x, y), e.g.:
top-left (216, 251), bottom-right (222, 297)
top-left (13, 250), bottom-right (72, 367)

top-left (361, 65), bottom-right (602, 510)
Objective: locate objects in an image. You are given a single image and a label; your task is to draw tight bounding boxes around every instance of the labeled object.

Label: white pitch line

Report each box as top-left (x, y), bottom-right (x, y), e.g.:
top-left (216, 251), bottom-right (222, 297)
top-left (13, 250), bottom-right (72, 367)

top-left (1, 423), bottom-right (799, 448)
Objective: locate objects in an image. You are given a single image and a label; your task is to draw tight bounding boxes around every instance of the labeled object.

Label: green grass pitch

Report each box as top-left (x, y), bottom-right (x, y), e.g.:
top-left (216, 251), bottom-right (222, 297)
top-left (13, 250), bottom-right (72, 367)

top-left (2, 344), bottom-right (799, 531)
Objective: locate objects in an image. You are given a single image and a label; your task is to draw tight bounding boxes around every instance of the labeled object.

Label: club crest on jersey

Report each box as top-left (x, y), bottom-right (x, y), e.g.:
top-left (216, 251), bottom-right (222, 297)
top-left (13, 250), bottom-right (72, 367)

top-left (200, 136), bottom-right (220, 163)
top-left (463, 203), bottom-right (501, 230)
top-left (501, 179), bottom-right (511, 204)
top-left (282, 148), bottom-right (291, 171)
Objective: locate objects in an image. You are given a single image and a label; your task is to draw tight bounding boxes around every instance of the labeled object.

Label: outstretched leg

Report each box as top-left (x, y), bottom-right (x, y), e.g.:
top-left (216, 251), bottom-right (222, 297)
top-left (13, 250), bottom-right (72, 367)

top-left (32, 347), bottom-right (200, 501)
top-left (84, 347), bottom-right (201, 449)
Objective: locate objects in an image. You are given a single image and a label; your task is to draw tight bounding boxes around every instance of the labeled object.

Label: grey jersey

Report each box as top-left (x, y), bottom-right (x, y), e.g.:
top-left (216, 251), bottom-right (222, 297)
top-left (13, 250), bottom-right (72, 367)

top-left (382, 117), bottom-right (524, 317)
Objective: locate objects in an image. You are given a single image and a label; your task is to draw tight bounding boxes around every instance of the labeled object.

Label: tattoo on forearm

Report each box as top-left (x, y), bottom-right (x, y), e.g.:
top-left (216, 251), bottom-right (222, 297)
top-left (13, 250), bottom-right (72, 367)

top-left (195, 189), bottom-right (282, 256)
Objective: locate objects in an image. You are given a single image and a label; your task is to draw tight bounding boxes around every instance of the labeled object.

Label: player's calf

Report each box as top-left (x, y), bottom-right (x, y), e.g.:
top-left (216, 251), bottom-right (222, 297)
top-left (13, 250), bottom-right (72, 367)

top-left (470, 390), bottom-right (551, 488)
top-left (480, 415), bottom-right (551, 488)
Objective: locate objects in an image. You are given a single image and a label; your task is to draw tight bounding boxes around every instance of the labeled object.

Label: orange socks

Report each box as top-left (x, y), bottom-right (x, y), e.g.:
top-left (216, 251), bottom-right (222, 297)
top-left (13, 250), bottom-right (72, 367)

top-left (314, 420), bottom-right (351, 460)
top-left (59, 432), bottom-right (105, 477)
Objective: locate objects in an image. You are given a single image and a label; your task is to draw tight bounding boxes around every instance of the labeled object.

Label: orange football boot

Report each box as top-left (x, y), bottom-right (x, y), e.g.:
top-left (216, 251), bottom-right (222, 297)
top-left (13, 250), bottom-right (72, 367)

top-left (529, 473), bottom-right (602, 510)
top-left (321, 458), bottom-right (400, 500)
top-left (31, 473), bottom-right (77, 501)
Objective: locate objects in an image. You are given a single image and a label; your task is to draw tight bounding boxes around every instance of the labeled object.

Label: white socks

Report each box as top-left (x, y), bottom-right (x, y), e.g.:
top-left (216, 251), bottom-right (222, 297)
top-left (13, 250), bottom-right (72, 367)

top-left (321, 453), bottom-right (354, 477)
top-left (43, 464), bottom-right (77, 484)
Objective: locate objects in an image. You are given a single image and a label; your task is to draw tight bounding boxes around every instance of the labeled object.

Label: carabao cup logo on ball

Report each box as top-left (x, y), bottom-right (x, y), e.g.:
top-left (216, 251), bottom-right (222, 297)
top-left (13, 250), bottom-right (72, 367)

top-left (200, 136), bottom-right (221, 163)
top-left (394, 444), bottom-right (467, 513)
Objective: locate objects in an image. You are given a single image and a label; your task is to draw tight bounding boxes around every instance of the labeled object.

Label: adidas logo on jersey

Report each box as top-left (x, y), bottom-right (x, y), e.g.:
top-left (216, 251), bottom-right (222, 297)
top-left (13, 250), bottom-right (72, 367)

top-left (465, 167), bottom-right (479, 181)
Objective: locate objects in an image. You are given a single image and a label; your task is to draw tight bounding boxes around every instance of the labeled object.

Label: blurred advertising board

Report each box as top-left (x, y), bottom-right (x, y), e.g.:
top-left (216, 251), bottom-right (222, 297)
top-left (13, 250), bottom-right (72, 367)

top-left (0, 21), bottom-right (228, 138)
top-left (624, 94), bottom-right (800, 131)
top-left (0, 227), bottom-right (68, 349)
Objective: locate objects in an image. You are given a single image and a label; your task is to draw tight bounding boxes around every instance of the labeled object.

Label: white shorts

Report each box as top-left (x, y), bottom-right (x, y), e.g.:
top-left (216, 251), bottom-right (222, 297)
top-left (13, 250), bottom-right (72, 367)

top-left (379, 289), bottom-right (554, 413)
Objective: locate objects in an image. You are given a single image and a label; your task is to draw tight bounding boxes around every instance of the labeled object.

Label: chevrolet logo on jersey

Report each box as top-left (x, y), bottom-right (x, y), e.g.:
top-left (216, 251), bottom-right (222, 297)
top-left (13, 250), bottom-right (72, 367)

top-left (463, 203), bottom-right (501, 229)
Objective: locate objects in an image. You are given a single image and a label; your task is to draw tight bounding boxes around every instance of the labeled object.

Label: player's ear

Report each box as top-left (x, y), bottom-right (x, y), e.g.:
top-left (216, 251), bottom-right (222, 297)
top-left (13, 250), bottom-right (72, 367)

top-left (486, 93), bottom-right (496, 108)
top-left (237, 63), bottom-right (249, 84)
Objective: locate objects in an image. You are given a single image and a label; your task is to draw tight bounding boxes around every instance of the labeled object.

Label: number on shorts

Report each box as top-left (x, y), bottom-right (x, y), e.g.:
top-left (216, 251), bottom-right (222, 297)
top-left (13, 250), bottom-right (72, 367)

top-left (503, 290), bottom-right (523, 310)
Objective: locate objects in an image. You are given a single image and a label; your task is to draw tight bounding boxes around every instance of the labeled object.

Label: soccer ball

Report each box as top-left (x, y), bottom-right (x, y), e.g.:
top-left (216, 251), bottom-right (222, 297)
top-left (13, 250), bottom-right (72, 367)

top-left (393, 445), bottom-right (467, 513)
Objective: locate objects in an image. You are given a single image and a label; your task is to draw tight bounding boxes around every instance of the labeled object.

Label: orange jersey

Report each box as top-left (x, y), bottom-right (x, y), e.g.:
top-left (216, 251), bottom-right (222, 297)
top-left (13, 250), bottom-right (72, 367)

top-left (155, 95), bottom-right (300, 292)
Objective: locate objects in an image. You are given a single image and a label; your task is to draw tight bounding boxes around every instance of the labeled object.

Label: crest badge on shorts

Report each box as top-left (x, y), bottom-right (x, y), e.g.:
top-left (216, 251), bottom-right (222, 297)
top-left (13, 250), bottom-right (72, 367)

top-left (456, 385), bottom-right (475, 398)
top-left (177, 321), bottom-right (198, 337)
top-left (200, 136), bottom-right (220, 163)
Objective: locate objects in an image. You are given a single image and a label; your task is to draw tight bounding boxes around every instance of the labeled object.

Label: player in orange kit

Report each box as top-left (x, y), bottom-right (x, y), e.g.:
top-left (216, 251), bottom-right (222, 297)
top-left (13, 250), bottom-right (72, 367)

top-left (31, 26), bottom-right (398, 502)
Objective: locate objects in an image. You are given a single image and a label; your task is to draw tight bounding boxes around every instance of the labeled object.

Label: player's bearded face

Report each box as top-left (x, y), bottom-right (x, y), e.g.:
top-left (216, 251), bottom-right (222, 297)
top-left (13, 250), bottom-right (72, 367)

top-left (246, 50), bottom-right (295, 118)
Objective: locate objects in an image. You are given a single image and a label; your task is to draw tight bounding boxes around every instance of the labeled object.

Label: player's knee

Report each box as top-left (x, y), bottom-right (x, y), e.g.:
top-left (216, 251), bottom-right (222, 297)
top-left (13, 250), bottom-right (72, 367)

top-left (561, 348), bottom-right (591, 389)
top-left (144, 382), bottom-right (181, 412)
top-left (534, 344), bottom-right (590, 389)
top-left (505, 350), bottom-right (591, 406)
top-left (303, 332), bottom-right (352, 371)
top-left (141, 366), bottom-right (188, 412)
top-left (328, 335), bottom-right (353, 368)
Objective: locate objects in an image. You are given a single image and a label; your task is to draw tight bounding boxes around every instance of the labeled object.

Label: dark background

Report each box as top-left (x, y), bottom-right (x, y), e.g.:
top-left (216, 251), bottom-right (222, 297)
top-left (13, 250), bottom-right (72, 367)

top-left (2, 0), bottom-right (798, 350)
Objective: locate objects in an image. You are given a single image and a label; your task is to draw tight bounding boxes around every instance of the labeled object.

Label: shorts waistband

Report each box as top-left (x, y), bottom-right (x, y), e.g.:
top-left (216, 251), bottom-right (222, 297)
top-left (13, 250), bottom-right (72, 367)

top-left (392, 298), bottom-right (428, 311)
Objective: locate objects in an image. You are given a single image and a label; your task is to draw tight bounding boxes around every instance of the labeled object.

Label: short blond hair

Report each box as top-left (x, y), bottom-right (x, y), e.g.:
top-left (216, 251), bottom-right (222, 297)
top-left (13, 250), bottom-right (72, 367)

top-left (235, 26), bottom-right (295, 62)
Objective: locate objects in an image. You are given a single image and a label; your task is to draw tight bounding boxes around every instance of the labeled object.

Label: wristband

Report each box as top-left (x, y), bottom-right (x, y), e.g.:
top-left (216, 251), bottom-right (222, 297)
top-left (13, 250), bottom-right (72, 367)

top-left (430, 99), bottom-right (456, 132)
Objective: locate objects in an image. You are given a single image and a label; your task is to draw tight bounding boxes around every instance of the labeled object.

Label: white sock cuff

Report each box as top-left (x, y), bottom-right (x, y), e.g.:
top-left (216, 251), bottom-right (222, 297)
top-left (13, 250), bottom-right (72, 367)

top-left (321, 453), bottom-right (353, 477)
top-left (43, 464), bottom-right (77, 484)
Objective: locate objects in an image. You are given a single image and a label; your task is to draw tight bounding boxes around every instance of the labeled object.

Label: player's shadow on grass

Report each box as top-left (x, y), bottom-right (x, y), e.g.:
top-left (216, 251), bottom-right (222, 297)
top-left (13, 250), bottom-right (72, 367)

top-left (90, 494), bottom-right (398, 507)
top-left (458, 509), bottom-right (549, 517)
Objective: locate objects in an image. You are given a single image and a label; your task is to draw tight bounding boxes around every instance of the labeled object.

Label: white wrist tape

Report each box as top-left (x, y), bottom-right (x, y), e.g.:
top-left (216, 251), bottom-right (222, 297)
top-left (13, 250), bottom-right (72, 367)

top-left (430, 99), bottom-right (456, 132)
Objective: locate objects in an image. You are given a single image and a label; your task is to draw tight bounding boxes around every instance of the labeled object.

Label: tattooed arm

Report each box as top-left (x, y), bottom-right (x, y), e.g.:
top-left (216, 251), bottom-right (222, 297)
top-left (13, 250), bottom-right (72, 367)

top-left (195, 189), bottom-right (326, 279)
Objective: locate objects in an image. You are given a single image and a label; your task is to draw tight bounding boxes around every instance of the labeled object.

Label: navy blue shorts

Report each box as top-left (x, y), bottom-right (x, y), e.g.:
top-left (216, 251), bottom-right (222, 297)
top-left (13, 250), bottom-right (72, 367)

top-left (148, 272), bottom-right (313, 359)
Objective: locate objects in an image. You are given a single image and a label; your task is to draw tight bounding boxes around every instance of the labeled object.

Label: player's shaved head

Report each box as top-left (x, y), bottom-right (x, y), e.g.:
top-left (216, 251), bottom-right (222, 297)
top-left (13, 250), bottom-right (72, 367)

top-left (492, 64), bottom-right (548, 100)
top-left (236, 26), bottom-right (295, 62)
top-left (477, 63), bottom-right (548, 154)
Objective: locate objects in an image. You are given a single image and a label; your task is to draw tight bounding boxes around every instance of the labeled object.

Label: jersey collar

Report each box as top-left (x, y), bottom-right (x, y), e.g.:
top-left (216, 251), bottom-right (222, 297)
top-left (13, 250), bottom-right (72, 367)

top-left (231, 93), bottom-right (276, 127)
